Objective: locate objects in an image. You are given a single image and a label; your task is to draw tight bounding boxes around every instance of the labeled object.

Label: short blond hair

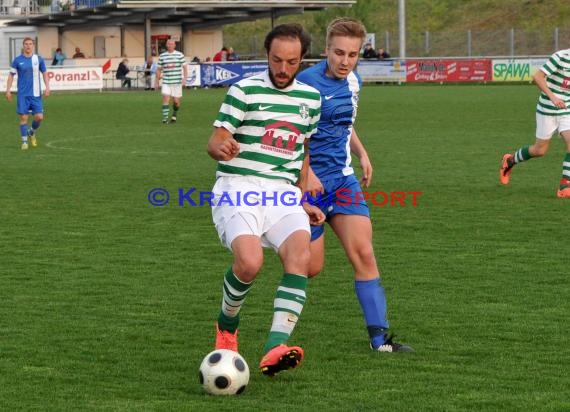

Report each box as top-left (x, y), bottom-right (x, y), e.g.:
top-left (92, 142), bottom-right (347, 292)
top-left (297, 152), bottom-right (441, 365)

top-left (326, 17), bottom-right (367, 47)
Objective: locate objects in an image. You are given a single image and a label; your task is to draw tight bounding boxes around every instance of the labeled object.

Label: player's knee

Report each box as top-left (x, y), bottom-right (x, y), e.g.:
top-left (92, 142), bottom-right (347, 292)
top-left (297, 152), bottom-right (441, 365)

top-left (296, 247), bottom-right (311, 270)
top-left (233, 255), bottom-right (263, 282)
top-left (348, 244), bottom-right (376, 269)
top-left (282, 246), bottom-right (311, 275)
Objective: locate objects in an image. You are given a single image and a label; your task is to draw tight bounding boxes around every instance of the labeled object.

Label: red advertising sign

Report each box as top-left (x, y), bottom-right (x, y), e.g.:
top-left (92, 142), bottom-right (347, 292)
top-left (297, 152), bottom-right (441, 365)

top-left (0, 67), bottom-right (103, 92)
top-left (45, 67), bottom-right (104, 90)
top-left (406, 59), bottom-right (492, 82)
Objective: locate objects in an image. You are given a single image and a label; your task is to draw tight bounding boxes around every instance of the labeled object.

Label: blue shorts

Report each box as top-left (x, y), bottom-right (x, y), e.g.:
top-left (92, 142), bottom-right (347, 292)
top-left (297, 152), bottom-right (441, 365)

top-left (308, 174), bottom-right (370, 241)
top-left (17, 96), bottom-right (43, 115)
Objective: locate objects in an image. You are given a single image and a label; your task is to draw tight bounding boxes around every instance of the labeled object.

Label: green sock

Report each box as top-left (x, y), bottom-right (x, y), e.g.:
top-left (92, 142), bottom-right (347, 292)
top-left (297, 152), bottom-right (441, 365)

top-left (512, 145), bottom-right (531, 165)
top-left (161, 105), bottom-right (169, 120)
top-left (263, 273), bottom-right (307, 353)
top-left (217, 267), bottom-right (253, 333)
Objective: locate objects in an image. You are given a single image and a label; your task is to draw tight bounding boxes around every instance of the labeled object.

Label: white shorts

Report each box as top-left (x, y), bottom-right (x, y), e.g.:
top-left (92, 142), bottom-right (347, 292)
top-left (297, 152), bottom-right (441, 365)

top-left (211, 175), bottom-right (310, 251)
top-left (161, 83), bottom-right (183, 98)
top-left (536, 112), bottom-right (570, 140)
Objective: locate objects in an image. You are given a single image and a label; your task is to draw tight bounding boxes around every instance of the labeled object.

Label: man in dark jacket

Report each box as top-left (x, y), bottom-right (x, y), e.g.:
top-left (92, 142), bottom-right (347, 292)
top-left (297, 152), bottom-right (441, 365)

top-left (116, 59), bottom-right (132, 88)
top-left (362, 43), bottom-right (377, 59)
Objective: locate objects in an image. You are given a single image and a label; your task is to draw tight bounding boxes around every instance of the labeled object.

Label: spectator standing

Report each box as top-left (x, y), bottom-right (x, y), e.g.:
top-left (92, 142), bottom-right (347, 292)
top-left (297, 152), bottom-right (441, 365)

top-left (51, 48), bottom-right (66, 66)
top-left (362, 43), bottom-right (377, 59)
top-left (5, 37), bottom-right (50, 150)
top-left (72, 47), bottom-right (85, 58)
top-left (226, 47), bottom-right (239, 61)
top-left (212, 47), bottom-right (228, 62)
top-left (377, 47), bottom-right (391, 59)
top-left (143, 56), bottom-right (157, 90)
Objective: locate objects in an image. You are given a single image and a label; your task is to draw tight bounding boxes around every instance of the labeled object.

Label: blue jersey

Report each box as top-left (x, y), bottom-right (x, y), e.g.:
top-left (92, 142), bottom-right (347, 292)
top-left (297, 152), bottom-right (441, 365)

top-left (297, 60), bottom-right (362, 180)
top-left (10, 54), bottom-right (47, 97)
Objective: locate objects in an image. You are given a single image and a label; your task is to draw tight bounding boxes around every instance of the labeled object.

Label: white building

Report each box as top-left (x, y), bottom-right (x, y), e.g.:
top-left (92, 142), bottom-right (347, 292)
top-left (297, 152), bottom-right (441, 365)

top-left (0, 0), bottom-right (355, 68)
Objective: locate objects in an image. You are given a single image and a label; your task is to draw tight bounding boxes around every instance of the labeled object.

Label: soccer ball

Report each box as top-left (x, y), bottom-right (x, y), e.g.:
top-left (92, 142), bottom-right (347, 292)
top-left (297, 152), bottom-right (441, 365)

top-left (199, 349), bottom-right (250, 395)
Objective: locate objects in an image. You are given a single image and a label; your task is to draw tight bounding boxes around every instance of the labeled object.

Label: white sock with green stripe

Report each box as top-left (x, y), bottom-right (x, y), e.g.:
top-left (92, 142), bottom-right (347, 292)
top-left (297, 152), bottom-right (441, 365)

top-left (263, 273), bottom-right (307, 353)
top-left (161, 105), bottom-right (169, 121)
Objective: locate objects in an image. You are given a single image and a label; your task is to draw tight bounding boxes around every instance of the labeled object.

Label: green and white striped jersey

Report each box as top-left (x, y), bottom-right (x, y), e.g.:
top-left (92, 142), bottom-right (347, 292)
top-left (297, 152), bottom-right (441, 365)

top-left (157, 50), bottom-right (186, 84)
top-left (213, 71), bottom-right (321, 184)
top-left (537, 49), bottom-right (570, 116)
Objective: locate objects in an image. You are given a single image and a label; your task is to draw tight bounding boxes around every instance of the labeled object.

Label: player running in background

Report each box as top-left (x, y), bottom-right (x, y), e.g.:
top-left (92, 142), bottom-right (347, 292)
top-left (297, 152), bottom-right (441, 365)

top-left (207, 23), bottom-right (324, 376)
top-left (155, 39), bottom-right (188, 124)
top-left (500, 48), bottom-right (570, 198)
top-left (296, 17), bottom-right (413, 352)
top-left (5, 37), bottom-right (50, 150)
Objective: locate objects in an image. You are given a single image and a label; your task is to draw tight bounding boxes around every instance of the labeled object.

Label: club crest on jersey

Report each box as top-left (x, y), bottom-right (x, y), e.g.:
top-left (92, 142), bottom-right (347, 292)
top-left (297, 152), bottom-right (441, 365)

top-left (299, 103), bottom-right (309, 119)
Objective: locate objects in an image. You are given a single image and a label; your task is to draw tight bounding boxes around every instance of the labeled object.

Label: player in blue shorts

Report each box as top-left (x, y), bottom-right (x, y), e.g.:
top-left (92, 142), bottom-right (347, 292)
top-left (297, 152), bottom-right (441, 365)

top-left (5, 37), bottom-right (51, 150)
top-left (297, 17), bottom-right (413, 352)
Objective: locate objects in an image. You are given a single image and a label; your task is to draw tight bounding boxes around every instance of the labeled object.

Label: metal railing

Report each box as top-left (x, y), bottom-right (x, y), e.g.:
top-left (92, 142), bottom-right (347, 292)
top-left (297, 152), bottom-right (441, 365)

top-left (223, 28), bottom-right (570, 59)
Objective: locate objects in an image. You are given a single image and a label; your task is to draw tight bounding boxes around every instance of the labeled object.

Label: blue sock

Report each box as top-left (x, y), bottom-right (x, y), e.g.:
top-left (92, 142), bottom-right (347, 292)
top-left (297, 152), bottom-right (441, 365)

top-left (355, 278), bottom-right (390, 348)
top-left (20, 124), bottom-right (28, 142)
top-left (31, 120), bottom-right (40, 131)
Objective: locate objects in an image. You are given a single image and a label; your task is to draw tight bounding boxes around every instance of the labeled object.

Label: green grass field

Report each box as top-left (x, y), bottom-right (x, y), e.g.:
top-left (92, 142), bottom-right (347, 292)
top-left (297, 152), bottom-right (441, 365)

top-left (1, 84), bottom-right (568, 411)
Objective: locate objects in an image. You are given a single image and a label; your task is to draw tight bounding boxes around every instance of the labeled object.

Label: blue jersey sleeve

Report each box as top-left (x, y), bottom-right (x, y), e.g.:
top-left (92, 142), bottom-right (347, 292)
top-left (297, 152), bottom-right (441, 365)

top-left (39, 57), bottom-right (47, 73)
top-left (9, 57), bottom-right (19, 75)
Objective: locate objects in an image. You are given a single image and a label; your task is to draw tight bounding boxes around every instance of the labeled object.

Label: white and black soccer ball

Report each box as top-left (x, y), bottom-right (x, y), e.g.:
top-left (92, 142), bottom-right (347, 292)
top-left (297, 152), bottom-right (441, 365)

top-left (199, 349), bottom-right (250, 395)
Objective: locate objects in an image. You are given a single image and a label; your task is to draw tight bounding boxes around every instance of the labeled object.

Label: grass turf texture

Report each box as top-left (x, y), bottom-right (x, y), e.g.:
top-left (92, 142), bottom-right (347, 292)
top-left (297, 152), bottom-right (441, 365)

top-left (1, 85), bottom-right (568, 411)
